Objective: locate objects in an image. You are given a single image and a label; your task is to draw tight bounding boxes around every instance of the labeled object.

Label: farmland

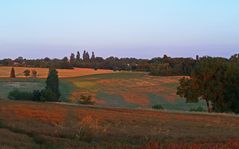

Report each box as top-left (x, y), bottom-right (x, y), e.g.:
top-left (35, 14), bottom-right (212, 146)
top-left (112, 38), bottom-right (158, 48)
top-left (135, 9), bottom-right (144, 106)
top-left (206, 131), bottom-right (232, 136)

top-left (0, 66), bottom-right (206, 111)
top-left (67, 73), bottom-right (206, 111)
top-left (0, 67), bottom-right (238, 148)
top-left (0, 100), bottom-right (238, 148)
top-left (0, 67), bottom-right (113, 78)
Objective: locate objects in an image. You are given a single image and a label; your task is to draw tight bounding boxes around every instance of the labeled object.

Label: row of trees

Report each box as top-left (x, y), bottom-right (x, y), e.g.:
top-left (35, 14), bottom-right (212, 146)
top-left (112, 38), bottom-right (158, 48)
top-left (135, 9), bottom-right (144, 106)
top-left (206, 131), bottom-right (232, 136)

top-left (10, 68), bottom-right (38, 78)
top-left (2, 52), bottom-right (239, 76)
top-left (0, 51), bottom-right (199, 76)
top-left (177, 55), bottom-right (239, 113)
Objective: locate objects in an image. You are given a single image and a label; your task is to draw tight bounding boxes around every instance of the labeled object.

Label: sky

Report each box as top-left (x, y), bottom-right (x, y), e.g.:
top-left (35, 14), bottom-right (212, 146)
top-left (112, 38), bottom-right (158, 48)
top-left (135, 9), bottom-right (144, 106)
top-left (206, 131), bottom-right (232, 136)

top-left (0, 0), bottom-right (238, 59)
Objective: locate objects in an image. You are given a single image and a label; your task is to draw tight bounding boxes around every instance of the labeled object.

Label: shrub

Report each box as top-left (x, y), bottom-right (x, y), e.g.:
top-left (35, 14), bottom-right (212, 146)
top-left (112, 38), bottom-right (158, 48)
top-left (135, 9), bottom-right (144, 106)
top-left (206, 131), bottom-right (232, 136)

top-left (32, 90), bottom-right (42, 101)
top-left (41, 89), bottom-right (58, 101)
top-left (75, 116), bottom-right (103, 142)
top-left (152, 104), bottom-right (164, 110)
top-left (23, 69), bottom-right (31, 77)
top-left (77, 95), bottom-right (95, 105)
top-left (31, 70), bottom-right (38, 78)
top-left (8, 89), bottom-right (33, 100)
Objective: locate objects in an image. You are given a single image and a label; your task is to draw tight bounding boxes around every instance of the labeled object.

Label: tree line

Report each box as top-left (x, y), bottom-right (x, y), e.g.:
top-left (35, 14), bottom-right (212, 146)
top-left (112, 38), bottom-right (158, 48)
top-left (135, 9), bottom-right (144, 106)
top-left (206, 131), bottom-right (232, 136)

top-left (1, 52), bottom-right (239, 77)
top-left (0, 51), bottom-right (198, 76)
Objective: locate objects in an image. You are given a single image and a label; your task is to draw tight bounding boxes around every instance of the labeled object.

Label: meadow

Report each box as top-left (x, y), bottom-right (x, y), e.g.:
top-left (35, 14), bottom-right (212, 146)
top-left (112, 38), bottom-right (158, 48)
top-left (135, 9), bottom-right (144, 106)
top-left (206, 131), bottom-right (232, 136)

top-left (0, 67), bottom-right (238, 148)
top-left (0, 67), bottom-right (206, 111)
top-left (0, 100), bottom-right (238, 148)
top-left (67, 73), bottom-right (206, 111)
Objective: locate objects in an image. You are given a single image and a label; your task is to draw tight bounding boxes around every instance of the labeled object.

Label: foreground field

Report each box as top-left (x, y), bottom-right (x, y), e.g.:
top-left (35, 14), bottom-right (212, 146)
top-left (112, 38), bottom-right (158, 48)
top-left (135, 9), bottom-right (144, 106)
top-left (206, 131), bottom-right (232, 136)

top-left (0, 100), bottom-right (238, 148)
top-left (0, 67), bottom-right (113, 78)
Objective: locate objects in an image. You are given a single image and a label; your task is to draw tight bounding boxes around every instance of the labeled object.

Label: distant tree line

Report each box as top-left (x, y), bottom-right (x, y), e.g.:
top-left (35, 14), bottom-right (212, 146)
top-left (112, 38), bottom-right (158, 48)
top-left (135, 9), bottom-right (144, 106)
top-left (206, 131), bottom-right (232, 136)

top-left (1, 51), bottom-right (239, 76)
top-left (0, 51), bottom-right (196, 76)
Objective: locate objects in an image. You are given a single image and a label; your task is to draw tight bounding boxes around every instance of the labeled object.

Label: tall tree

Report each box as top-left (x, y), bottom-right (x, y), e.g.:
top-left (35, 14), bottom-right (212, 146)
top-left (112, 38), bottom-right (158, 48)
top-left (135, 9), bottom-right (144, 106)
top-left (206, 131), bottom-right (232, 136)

top-left (91, 52), bottom-right (95, 60)
top-left (70, 53), bottom-right (75, 64)
top-left (76, 51), bottom-right (80, 61)
top-left (10, 67), bottom-right (16, 78)
top-left (83, 50), bottom-right (90, 62)
top-left (44, 68), bottom-right (61, 101)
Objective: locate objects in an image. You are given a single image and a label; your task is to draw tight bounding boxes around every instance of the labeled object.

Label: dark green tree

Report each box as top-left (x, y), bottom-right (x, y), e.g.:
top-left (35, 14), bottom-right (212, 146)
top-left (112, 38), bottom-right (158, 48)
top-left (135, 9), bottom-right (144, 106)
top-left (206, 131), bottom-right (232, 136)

top-left (10, 67), bottom-right (16, 78)
top-left (91, 52), bottom-right (95, 60)
top-left (177, 57), bottom-right (239, 113)
top-left (31, 70), bottom-right (38, 78)
top-left (70, 53), bottom-right (75, 64)
top-left (76, 51), bottom-right (80, 61)
top-left (23, 69), bottom-right (30, 77)
top-left (43, 68), bottom-right (61, 101)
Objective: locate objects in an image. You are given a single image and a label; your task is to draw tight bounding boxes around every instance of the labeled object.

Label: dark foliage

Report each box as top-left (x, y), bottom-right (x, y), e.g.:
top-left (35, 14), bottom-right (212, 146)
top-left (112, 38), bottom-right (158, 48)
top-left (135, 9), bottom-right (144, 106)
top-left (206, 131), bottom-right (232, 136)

top-left (44, 68), bottom-right (61, 101)
top-left (152, 104), bottom-right (164, 110)
top-left (1, 51), bottom-right (199, 76)
top-left (177, 56), bottom-right (239, 113)
top-left (78, 95), bottom-right (95, 105)
top-left (10, 67), bottom-right (16, 78)
top-left (8, 89), bottom-right (33, 100)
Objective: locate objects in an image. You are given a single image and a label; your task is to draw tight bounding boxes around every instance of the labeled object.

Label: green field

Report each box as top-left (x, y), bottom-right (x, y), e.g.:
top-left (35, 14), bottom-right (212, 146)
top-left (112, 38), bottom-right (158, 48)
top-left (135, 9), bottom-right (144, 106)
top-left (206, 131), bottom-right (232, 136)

top-left (0, 72), bottom-right (206, 111)
top-left (0, 78), bottom-right (73, 102)
top-left (67, 72), bottom-right (207, 111)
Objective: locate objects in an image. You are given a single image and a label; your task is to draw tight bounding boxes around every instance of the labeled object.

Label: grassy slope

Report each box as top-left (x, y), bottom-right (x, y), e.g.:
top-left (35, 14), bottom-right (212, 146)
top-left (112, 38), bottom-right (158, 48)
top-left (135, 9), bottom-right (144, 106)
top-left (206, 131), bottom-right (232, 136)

top-left (0, 71), bottom-right (206, 111)
top-left (0, 100), bottom-right (238, 148)
top-left (67, 72), bottom-right (206, 111)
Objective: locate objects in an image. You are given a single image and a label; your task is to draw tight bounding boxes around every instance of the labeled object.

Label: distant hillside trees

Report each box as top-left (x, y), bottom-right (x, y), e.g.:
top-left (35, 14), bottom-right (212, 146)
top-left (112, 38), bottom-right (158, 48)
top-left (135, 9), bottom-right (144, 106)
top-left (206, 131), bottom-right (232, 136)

top-left (2, 51), bottom-right (239, 77)
top-left (177, 57), bottom-right (239, 113)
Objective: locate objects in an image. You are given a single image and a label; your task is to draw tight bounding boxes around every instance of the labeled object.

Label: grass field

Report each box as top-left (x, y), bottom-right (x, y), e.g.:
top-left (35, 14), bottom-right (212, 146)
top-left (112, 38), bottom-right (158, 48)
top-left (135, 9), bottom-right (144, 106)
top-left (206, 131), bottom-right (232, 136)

top-left (67, 73), bottom-right (206, 111)
top-left (0, 67), bottom-right (206, 111)
top-left (0, 78), bottom-right (73, 101)
top-left (0, 100), bottom-right (238, 148)
top-left (0, 67), bottom-right (113, 78)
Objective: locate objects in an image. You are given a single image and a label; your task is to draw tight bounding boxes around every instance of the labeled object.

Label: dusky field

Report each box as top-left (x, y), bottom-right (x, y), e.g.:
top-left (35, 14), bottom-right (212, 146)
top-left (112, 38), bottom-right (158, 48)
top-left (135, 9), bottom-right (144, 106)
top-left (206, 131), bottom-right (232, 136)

top-left (1, 0), bottom-right (239, 148)
top-left (0, 66), bottom-right (239, 149)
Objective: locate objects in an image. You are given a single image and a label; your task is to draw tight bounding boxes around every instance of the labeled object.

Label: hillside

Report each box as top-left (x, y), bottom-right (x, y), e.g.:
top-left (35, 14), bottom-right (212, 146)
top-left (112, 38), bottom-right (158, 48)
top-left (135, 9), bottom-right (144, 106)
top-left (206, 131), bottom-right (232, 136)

top-left (0, 100), bottom-right (238, 148)
top-left (0, 69), bottom-right (206, 111)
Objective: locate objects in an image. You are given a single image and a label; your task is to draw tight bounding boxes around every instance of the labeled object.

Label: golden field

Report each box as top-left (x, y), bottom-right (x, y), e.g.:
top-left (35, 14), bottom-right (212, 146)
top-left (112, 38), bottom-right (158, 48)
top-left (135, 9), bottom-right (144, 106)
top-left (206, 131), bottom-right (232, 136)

top-left (0, 66), bottom-right (114, 78)
top-left (0, 100), bottom-right (239, 148)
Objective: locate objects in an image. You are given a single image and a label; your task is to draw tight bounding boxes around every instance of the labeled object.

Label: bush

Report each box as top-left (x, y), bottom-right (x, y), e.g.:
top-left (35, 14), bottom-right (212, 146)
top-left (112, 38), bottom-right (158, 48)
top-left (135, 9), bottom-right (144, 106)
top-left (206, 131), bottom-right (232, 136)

top-left (31, 70), bottom-right (38, 78)
top-left (77, 95), bottom-right (95, 105)
top-left (41, 89), bottom-right (59, 102)
top-left (32, 90), bottom-right (42, 101)
top-left (23, 69), bottom-right (31, 77)
top-left (152, 104), bottom-right (164, 110)
top-left (8, 89), bottom-right (33, 100)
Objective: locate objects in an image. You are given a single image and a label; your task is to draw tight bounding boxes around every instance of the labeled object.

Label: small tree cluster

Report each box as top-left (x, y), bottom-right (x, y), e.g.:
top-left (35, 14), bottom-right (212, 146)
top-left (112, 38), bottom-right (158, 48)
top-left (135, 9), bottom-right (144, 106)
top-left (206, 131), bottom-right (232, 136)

top-left (8, 68), bottom-right (61, 102)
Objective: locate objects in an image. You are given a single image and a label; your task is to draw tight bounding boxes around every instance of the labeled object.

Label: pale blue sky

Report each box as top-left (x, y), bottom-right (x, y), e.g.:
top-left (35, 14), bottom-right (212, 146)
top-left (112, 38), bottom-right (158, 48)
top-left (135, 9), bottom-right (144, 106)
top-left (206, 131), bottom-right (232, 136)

top-left (0, 0), bottom-right (238, 59)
